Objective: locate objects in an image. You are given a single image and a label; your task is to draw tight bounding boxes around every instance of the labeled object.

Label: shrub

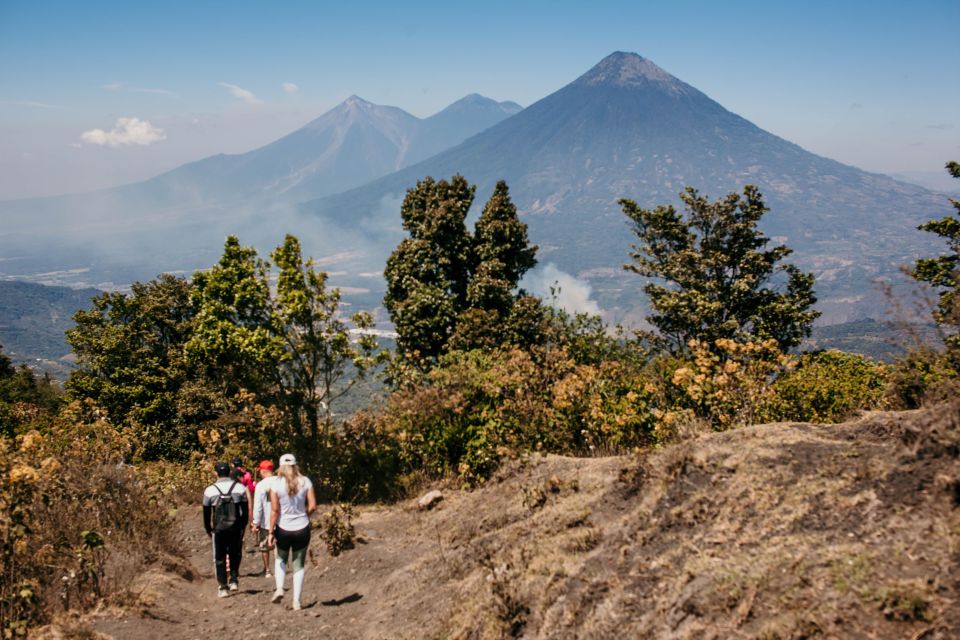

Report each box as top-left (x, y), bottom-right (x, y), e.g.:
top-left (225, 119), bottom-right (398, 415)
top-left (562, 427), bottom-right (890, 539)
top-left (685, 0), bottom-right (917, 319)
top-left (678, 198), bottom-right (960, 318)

top-left (379, 346), bottom-right (660, 483)
top-left (317, 504), bottom-right (356, 556)
top-left (318, 410), bottom-right (402, 503)
top-left (886, 347), bottom-right (959, 409)
top-left (668, 338), bottom-right (794, 429)
top-left (0, 401), bottom-right (176, 635)
top-left (764, 350), bottom-right (888, 423)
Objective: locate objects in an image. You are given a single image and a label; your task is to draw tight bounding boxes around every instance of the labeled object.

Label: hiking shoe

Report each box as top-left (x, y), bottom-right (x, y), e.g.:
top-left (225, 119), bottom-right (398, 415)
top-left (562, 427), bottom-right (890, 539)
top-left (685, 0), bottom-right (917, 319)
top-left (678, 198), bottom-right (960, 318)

top-left (217, 587), bottom-right (230, 598)
top-left (271, 588), bottom-right (284, 604)
top-left (292, 600), bottom-right (302, 611)
top-left (264, 570), bottom-right (273, 578)
top-left (228, 581), bottom-right (239, 592)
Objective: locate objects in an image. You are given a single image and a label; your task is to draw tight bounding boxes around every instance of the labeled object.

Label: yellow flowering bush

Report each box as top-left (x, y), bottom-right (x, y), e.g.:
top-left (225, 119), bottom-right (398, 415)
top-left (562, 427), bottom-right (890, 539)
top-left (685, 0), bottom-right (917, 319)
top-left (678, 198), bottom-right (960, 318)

top-left (669, 338), bottom-right (795, 429)
top-left (1, 401), bottom-right (176, 635)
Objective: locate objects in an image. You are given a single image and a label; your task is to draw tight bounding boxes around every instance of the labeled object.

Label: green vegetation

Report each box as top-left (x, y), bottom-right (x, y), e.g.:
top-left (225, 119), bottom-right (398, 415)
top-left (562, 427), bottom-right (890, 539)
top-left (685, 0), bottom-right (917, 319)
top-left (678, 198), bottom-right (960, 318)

top-left (912, 161), bottom-right (960, 357)
top-left (0, 344), bottom-right (61, 437)
top-left (764, 350), bottom-right (888, 423)
top-left (620, 185), bottom-right (819, 354)
top-left (4, 172), bottom-right (960, 633)
top-left (384, 177), bottom-right (543, 375)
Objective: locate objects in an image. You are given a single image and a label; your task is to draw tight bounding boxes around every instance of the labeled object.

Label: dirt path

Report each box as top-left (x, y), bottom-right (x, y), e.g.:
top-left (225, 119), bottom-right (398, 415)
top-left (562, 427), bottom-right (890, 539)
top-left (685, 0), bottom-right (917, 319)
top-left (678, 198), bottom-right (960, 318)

top-left (93, 503), bottom-right (420, 640)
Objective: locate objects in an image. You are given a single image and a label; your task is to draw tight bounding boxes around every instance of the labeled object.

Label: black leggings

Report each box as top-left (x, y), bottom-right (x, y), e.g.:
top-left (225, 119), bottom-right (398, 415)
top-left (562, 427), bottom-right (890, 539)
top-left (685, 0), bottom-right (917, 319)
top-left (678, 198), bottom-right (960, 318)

top-left (274, 525), bottom-right (311, 553)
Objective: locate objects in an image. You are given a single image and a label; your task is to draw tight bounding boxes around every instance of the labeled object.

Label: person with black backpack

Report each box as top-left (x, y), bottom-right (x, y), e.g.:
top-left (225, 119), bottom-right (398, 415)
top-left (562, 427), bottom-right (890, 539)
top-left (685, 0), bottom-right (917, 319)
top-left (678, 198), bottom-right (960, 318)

top-left (203, 461), bottom-right (250, 598)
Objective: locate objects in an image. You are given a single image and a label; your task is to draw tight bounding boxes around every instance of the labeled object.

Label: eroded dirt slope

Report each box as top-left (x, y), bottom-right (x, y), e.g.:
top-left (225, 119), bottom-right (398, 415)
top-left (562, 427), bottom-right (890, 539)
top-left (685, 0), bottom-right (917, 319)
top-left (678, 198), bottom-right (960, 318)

top-left (50, 402), bottom-right (960, 639)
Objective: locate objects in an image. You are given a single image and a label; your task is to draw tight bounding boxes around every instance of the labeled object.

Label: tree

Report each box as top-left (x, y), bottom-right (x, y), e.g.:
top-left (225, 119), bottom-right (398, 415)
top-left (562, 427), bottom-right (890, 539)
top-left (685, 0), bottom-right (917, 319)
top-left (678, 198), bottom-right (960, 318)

top-left (384, 177), bottom-right (542, 370)
top-left (621, 185), bottom-right (819, 354)
top-left (66, 274), bottom-right (200, 457)
top-left (912, 161), bottom-right (960, 355)
top-left (186, 236), bottom-right (284, 400)
top-left (271, 234), bottom-right (381, 444)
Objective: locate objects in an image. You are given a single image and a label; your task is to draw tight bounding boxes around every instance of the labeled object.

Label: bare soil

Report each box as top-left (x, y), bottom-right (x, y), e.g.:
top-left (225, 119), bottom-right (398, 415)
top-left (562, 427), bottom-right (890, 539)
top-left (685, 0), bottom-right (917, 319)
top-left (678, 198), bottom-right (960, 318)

top-left (43, 402), bottom-right (960, 639)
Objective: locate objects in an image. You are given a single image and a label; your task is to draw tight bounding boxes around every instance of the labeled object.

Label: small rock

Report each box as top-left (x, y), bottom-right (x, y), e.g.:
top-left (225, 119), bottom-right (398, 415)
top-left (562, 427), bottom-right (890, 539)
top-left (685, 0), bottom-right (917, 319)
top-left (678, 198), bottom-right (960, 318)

top-left (418, 489), bottom-right (444, 510)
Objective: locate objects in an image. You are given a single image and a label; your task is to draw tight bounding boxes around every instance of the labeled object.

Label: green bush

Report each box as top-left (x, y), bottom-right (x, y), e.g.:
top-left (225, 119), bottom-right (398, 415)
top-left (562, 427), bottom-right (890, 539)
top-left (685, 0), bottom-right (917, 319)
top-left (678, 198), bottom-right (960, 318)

top-left (764, 350), bottom-right (888, 423)
top-left (377, 347), bottom-right (659, 483)
top-left (885, 347), bottom-right (959, 410)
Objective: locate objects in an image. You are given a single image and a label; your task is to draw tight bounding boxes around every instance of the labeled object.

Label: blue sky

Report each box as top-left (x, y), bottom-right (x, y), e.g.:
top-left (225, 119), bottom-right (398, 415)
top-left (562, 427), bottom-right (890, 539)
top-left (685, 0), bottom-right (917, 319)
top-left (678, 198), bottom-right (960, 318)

top-left (1, 0), bottom-right (958, 199)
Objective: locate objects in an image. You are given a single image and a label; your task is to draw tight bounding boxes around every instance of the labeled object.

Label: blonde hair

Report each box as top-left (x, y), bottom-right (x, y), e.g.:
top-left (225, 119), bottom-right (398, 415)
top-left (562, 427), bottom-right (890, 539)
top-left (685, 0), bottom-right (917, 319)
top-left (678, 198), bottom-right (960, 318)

top-left (277, 463), bottom-right (301, 496)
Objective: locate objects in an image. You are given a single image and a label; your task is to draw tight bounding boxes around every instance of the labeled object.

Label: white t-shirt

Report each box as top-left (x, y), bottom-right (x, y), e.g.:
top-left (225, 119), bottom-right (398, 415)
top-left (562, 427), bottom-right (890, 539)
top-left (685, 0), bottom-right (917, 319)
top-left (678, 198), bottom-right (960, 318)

top-left (202, 478), bottom-right (248, 506)
top-left (252, 474), bottom-right (279, 529)
top-left (273, 474), bottom-right (313, 532)
top-left (202, 478), bottom-right (248, 531)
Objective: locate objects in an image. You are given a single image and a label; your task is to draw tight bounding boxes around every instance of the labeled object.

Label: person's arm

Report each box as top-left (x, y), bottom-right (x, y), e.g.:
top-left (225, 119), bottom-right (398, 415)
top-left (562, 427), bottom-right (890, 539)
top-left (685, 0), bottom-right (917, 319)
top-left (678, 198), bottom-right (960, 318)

top-left (306, 486), bottom-right (317, 516)
top-left (251, 485), bottom-right (263, 532)
top-left (237, 488), bottom-right (249, 530)
top-left (202, 494), bottom-right (213, 537)
top-left (267, 489), bottom-right (280, 545)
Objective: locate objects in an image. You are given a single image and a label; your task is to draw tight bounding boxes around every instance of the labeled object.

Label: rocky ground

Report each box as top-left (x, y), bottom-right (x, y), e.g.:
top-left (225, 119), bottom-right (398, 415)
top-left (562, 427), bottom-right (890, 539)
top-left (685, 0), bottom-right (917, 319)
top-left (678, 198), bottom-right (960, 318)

top-left (37, 402), bottom-right (960, 639)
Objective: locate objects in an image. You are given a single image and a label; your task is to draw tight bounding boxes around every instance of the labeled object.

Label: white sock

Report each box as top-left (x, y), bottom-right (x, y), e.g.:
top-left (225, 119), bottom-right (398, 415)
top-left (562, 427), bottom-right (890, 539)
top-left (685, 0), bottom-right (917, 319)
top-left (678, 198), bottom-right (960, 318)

top-left (292, 568), bottom-right (305, 604)
top-left (275, 557), bottom-right (287, 592)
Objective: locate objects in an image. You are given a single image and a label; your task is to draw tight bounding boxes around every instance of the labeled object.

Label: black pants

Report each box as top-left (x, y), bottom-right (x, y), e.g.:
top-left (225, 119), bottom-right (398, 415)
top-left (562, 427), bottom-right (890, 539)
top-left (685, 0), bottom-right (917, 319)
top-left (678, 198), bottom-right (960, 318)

top-left (212, 528), bottom-right (243, 587)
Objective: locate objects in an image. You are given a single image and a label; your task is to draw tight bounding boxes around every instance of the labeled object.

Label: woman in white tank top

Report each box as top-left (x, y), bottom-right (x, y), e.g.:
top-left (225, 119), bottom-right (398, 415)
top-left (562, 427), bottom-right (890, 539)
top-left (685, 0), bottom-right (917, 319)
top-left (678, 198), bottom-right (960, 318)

top-left (267, 453), bottom-right (316, 610)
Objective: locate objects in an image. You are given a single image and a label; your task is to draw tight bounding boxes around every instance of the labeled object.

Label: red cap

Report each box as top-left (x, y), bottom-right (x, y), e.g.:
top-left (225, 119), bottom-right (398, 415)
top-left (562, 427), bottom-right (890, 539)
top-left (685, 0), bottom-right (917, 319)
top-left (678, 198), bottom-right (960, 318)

top-left (258, 459), bottom-right (275, 471)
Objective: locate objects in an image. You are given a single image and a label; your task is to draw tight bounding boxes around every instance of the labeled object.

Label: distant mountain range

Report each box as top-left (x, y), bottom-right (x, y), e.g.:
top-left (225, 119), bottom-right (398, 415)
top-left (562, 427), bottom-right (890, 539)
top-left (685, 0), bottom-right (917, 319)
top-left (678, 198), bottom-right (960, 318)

top-left (0, 94), bottom-right (521, 288)
top-left (141, 93), bottom-right (522, 204)
top-left (0, 51), bottom-right (949, 327)
top-left (305, 52), bottom-right (947, 324)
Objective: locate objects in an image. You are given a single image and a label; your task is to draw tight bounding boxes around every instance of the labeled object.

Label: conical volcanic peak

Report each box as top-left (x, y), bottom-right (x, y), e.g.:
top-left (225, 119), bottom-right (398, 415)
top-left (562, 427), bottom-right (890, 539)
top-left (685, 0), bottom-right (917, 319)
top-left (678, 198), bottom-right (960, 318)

top-left (575, 51), bottom-right (690, 94)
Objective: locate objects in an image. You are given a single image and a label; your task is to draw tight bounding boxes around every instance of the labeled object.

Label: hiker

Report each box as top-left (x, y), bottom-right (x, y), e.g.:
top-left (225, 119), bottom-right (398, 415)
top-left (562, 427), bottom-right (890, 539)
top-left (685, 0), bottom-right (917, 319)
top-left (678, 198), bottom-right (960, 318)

top-left (231, 456), bottom-right (256, 494)
top-left (203, 461), bottom-right (250, 598)
top-left (251, 459), bottom-right (279, 577)
top-left (267, 453), bottom-right (316, 610)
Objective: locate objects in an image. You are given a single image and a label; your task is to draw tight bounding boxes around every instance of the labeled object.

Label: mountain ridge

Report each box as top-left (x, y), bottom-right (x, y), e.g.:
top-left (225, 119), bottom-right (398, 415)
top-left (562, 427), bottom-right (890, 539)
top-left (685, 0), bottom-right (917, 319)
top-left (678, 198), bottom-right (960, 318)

top-left (303, 52), bottom-right (945, 324)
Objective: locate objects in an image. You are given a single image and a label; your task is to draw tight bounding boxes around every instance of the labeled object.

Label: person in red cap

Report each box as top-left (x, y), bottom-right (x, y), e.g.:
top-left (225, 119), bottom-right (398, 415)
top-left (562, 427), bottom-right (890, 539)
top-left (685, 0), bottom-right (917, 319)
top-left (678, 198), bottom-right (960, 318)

top-left (251, 459), bottom-right (278, 578)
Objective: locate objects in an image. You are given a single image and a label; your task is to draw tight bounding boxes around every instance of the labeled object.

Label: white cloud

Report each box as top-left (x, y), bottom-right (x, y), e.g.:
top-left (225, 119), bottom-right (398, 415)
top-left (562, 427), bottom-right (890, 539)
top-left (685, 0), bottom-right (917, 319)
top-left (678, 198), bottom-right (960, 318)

top-left (522, 263), bottom-right (601, 316)
top-left (219, 81), bottom-right (260, 104)
top-left (282, 82), bottom-right (299, 94)
top-left (80, 117), bottom-right (166, 148)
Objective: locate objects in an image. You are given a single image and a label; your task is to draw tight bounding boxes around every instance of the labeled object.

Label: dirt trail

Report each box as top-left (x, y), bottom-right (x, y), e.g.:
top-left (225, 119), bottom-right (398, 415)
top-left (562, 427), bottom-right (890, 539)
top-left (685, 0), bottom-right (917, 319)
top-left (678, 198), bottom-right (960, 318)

top-left (74, 404), bottom-right (960, 639)
top-left (92, 500), bottom-right (435, 640)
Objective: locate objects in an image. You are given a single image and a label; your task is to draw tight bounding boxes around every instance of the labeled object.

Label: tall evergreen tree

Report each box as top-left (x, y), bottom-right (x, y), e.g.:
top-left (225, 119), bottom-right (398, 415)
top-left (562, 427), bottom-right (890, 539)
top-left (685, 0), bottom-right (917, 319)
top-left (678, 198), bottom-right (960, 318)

top-left (621, 185), bottom-right (819, 354)
top-left (384, 177), bottom-right (542, 370)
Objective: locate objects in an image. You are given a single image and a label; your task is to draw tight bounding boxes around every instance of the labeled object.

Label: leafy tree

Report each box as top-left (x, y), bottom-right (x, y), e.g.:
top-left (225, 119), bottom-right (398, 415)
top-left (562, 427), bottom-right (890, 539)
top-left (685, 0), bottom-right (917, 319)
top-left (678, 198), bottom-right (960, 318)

top-left (384, 177), bottom-right (542, 370)
top-left (66, 274), bottom-right (200, 457)
top-left (912, 161), bottom-right (960, 355)
top-left (1, 343), bottom-right (61, 435)
top-left (186, 236), bottom-right (284, 400)
top-left (0, 344), bottom-right (12, 378)
top-left (621, 185), bottom-right (819, 354)
top-left (271, 234), bottom-right (382, 444)
top-left (384, 176), bottom-right (474, 367)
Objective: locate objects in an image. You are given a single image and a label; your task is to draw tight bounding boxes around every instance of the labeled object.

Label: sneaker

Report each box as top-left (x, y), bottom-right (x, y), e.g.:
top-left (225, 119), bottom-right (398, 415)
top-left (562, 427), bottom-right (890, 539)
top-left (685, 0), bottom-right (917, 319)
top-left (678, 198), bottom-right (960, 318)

top-left (228, 581), bottom-right (239, 592)
top-left (264, 570), bottom-right (273, 578)
top-left (271, 588), bottom-right (284, 604)
top-left (217, 587), bottom-right (230, 598)
top-left (292, 600), bottom-right (301, 611)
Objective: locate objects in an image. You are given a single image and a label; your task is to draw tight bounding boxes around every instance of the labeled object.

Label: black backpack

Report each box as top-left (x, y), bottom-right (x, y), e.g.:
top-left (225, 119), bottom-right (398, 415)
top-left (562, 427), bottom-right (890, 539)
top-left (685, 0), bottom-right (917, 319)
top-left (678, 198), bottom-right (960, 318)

top-left (212, 481), bottom-right (240, 532)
